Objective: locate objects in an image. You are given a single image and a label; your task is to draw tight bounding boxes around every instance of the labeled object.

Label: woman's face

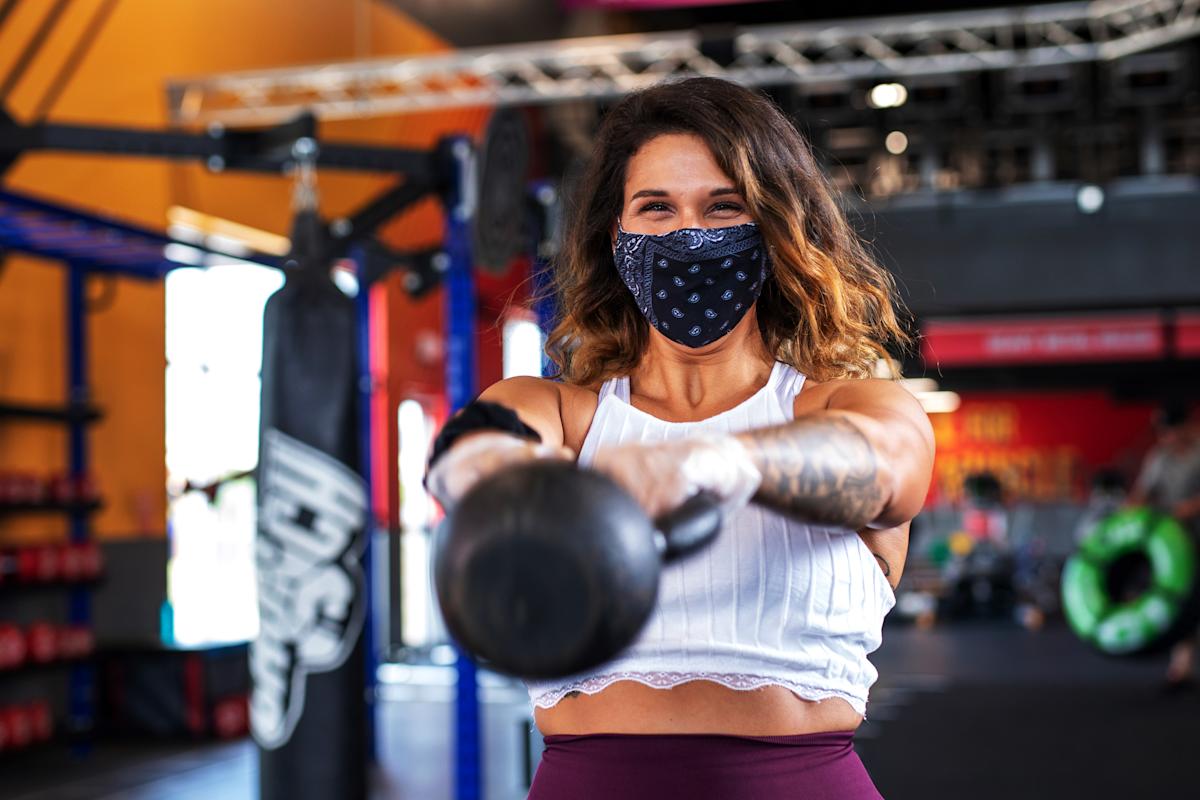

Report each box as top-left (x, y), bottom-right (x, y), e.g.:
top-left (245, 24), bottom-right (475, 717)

top-left (617, 133), bottom-right (754, 236)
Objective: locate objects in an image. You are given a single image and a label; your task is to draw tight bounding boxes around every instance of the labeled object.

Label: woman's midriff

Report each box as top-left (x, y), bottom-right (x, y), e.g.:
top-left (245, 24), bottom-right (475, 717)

top-left (533, 679), bottom-right (863, 736)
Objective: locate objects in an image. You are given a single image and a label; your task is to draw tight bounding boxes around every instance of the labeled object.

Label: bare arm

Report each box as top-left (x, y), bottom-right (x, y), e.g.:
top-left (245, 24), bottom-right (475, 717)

top-left (734, 379), bottom-right (934, 531)
top-left (859, 521), bottom-right (911, 589)
top-left (473, 376), bottom-right (567, 447)
top-left (424, 378), bottom-right (572, 509)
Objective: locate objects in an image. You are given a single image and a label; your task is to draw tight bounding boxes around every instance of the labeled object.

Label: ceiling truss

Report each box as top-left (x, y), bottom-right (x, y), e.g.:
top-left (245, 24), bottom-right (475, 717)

top-left (166, 1), bottom-right (1200, 127)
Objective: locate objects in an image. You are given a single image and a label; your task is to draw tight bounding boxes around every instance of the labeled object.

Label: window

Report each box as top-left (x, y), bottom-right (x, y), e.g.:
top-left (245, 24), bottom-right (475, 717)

top-left (502, 315), bottom-right (545, 379)
top-left (397, 399), bottom-right (438, 648)
top-left (164, 263), bottom-right (284, 646)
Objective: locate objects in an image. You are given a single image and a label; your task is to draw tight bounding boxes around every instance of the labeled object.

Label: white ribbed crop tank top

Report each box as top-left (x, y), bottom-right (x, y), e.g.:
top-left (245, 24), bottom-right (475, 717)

top-left (525, 361), bottom-right (896, 715)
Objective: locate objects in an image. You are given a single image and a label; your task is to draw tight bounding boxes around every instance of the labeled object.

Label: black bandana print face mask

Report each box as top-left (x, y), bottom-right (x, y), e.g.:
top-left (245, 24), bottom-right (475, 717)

top-left (613, 221), bottom-right (769, 347)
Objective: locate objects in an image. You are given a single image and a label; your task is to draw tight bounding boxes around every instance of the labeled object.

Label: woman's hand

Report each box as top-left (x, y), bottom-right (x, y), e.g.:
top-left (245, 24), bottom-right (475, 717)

top-left (591, 435), bottom-right (762, 520)
top-left (425, 432), bottom-right (574, 512)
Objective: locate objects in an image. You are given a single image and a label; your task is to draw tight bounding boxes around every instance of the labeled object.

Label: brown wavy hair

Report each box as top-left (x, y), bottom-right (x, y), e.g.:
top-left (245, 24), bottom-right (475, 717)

top-left (545, 76), bottom-right (909, 386)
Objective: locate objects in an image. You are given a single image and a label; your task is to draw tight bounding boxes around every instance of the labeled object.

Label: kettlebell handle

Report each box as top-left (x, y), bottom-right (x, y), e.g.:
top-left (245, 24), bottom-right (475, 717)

top-left (652, 491), bottom-right (723, 562)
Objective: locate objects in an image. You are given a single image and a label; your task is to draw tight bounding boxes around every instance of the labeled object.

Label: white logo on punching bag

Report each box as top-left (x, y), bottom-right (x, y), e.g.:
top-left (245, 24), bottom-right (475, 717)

top-left (250, 428), bottom-right (367, 750)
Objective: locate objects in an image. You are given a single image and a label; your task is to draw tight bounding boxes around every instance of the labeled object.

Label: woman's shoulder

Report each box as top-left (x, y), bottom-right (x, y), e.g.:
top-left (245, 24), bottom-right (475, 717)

top-left (479, 375), bottom-right (600, 408)
top-left (792, 375), bottom-right (916, 415)
top-left (488, 374), bottom-right (602, 397)
top-left (479, 376), bottom-right (601, 452)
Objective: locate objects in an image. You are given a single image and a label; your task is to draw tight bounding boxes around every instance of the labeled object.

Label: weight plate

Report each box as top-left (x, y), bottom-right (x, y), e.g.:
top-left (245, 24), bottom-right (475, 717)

top-left (473, 109), bottom-right (530, 273)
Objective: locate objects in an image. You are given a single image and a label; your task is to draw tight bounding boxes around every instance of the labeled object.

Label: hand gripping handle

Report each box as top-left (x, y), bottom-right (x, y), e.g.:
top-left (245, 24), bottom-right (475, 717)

top-left (652, 491), bottom-right (723, 562)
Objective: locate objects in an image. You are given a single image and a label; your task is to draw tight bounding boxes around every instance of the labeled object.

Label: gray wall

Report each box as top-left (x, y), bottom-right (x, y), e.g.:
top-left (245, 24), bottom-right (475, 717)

top-left (864, 178), bottom-right (1200, 316)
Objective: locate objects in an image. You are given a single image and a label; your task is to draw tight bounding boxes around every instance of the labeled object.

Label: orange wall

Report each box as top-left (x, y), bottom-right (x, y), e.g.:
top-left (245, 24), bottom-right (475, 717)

top-left (0, 0), bottom-right (488, 542)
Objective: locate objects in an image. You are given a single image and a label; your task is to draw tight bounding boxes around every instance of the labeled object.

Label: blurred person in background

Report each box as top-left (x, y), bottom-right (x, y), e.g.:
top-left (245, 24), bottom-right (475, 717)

top-left (1073, 468), bottom-right (1128, 545)
top-left (1127, 401), bottom-right (1200, 689)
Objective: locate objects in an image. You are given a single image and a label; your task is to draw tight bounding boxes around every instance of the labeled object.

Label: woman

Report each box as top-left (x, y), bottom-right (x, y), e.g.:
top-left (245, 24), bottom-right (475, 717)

top-left (427, 77), bottom-right (934, 799)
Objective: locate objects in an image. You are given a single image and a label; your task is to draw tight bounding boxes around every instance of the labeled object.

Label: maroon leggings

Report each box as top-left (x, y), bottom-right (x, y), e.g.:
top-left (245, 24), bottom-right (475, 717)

top-left (527, 730), bottom-right (883, 800)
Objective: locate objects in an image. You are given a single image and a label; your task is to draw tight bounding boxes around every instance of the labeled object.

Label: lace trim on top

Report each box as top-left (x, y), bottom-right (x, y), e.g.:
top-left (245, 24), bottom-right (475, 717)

top-left (529, 670), bottom-right (866, 714)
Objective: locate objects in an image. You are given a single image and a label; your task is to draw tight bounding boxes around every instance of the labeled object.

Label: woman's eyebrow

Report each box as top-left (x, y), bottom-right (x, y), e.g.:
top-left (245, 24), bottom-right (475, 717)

top-left (629, 187), bottom-right (741, 201)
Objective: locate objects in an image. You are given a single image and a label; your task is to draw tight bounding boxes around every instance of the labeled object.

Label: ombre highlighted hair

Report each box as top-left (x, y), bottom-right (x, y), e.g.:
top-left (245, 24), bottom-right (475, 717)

top-left (545, 76), bottom-right (908, 386)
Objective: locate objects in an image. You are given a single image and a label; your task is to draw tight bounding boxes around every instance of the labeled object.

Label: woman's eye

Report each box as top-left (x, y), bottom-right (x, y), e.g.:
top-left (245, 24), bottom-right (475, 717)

top-left (636, 200), bottom-right (744, 214)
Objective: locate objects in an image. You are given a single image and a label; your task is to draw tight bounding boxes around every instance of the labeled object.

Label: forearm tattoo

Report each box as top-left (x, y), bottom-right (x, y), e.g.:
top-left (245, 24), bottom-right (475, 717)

top-left (739, 416), bottom-right (886, 530)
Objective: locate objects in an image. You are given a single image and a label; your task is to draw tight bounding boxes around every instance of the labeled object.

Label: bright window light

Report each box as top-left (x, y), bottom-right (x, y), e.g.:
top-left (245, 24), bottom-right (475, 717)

top-left (917, 391), bottom-right (962, 415)
top-left (899, 377), bottom-right (939, 394)
top-left (398, 399), bottom-right (439, 647)
top-left (503, 316), bottom-right (544, 379)
top-left (163, 243), bottom-right (207, 266)
top-left (165, 262), bottom-right (284, 647)
top-left (398, 400), bottom-right (434, 531)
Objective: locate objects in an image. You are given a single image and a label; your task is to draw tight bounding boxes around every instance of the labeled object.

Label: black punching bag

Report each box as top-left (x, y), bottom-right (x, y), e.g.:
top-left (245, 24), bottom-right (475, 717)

top-left (251, 206), bottom-right (368, 800)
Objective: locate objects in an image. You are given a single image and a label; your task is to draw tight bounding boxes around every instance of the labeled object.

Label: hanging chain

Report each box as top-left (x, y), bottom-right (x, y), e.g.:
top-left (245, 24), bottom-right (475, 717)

top-left (290, 136), bottom-right (320, 213)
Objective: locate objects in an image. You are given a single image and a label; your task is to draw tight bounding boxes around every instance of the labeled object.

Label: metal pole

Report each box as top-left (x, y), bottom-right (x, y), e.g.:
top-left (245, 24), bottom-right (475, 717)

top-left (0, 0), bottom-right (71, 104)
top-left (32, 0), bottom-right (119, 120)
top-left (353, 248), bottom-right (379, 764)
top-left (442, 135), bottom-right (481, 800)
top-left (65, 263), bottom-right (94, 746)
top-left (530, 180), bottom-right (559, 377)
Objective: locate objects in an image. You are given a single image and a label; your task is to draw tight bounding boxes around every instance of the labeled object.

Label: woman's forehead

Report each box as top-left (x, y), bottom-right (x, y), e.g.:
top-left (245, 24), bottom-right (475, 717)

top-left (624, 134), bottom-right (735, 196)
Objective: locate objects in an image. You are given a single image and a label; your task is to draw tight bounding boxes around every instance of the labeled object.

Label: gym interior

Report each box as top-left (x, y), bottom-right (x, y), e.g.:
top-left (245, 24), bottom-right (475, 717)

top-left (0, 1), bottom-right (1198, 798)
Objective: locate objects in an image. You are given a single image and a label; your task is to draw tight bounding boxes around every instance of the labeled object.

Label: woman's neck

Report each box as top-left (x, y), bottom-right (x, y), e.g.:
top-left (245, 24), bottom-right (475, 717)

top-left (629, 310), bottom-right (774, 414)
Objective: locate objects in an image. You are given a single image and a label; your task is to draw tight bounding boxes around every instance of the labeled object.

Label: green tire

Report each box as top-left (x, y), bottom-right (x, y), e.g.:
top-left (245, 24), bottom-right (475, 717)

top-left (1062, 507), bottom-right (1197, 656)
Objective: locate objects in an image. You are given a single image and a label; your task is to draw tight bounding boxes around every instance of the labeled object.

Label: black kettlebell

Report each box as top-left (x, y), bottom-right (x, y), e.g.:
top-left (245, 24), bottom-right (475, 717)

top-left (434, 460), bottom-right (722, 680)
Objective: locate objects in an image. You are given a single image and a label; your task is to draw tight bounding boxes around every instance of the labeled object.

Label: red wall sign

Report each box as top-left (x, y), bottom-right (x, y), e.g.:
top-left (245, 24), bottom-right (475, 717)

top-left (1178, 310), bottom-right (1200, 358)
top-left (927, 391), bottom-right (1158, 506)
top-left (923, 313), bottom-right (1165, 367)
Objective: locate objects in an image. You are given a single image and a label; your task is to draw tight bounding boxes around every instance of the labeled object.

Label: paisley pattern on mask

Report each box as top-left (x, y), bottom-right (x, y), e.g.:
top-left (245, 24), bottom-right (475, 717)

top-left (613, 222), bottom-right (769, 347)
